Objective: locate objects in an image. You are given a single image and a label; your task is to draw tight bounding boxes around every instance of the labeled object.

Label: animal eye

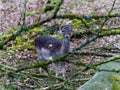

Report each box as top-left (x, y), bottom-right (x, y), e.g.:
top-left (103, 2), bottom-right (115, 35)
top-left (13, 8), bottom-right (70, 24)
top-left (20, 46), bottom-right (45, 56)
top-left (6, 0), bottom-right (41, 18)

top-left (62, 30), bottom-right (64, 32)
top-left (48, 44), bottom-right (53, 48)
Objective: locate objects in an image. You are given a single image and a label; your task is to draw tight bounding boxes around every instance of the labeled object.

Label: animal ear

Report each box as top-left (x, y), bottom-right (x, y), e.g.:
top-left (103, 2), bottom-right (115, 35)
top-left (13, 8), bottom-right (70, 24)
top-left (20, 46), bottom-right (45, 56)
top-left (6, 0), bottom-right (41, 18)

top-left (66, 21), bottom-right (72, 31)
top-left (61, 21), bottom-right (72, 31)
top-left (55, 24), bottom-right (63, 35)
top-left (56, 29), bottom-right (63, 35)
top-left (66, 21), bottom-right (72, 26)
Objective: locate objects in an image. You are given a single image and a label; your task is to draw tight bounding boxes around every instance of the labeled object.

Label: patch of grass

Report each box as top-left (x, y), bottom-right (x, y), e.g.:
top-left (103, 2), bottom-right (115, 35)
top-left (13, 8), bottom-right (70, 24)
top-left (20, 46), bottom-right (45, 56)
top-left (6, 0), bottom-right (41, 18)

top-left (36, 8), bottom-right (44, 14)
top-left (28, 27), bottom-right (42, 34)
top-left (26, 12), bottom-right (35, 17)
top-left (73, 19), bottom-right (83, 28)
top-left (1, 0), bottom-right (7, 3)
top-left (68, 2), bottom-right (83, 8)
top-left (79, 2), bottom-right (83, 7)
top-left (9, 41), bottom-right (34, 51)
top-left (109, 75), bottom-right (120, 90)
top-left (86, 0), bottom-right (95, 2)
top-left (15, 36), bottom-right (23, 45)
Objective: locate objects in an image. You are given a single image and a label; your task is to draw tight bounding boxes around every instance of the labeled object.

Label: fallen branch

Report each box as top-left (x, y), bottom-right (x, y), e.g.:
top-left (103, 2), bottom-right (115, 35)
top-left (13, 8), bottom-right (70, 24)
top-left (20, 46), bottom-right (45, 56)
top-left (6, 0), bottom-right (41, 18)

top-left (40, 83), bottom-right (64, 90)
top-left (16, 56), bottom-right (66, 72)
top-left (83, 55), bottom-right (120, 71)
top-left (74, 51), bottom-right (113, 57)
top-left (40, 78), bottom-right (90, 90)
top-left (71, 27), bottom-right (120, 39)
top-left (56, 13), bottom-right (120, 20)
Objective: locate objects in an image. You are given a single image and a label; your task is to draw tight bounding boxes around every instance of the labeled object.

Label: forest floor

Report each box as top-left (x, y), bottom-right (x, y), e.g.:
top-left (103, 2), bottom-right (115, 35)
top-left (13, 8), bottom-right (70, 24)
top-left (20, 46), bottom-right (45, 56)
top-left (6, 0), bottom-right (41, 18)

top-left (0, 0), bottom-right (120, 31)
top-left (0, 0), bottom-right (120, 89)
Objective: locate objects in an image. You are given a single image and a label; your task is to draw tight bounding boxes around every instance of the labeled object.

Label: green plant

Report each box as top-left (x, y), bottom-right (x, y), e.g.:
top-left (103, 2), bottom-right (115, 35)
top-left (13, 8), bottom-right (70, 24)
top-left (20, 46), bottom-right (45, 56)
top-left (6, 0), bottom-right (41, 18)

top-left (86, 0), bottom-right (95, 2)
top-left (26, 12), bottom-right (35, 17)
top-left (1, 0), bottom-right (7, 3)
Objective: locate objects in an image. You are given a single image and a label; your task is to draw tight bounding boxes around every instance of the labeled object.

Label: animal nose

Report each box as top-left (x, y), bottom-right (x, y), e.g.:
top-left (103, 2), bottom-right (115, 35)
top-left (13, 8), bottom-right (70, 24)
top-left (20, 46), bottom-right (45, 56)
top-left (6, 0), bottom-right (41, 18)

top-left (65, 35), bottom-right (69, 38)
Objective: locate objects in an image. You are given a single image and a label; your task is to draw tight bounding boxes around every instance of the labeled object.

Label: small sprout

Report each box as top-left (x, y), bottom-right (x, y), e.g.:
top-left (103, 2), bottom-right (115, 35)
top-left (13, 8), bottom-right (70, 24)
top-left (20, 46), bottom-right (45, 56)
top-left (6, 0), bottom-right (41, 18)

top-left (26, 12), bottom-right (35, 17)
top-left (86, 0), bottom-right (95, 2)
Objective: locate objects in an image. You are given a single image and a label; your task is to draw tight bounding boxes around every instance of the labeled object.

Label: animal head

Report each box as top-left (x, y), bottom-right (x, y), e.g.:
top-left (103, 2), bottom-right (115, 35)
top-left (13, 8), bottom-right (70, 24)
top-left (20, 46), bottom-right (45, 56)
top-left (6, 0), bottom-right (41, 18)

top-left (62, 21), bottom-right (72, 39)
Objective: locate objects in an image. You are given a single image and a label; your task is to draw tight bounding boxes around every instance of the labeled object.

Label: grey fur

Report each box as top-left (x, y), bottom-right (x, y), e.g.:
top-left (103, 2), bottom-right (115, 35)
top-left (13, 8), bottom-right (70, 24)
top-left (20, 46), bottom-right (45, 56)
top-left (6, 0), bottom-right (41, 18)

top-left (34, 22), bottom-right (72, 78)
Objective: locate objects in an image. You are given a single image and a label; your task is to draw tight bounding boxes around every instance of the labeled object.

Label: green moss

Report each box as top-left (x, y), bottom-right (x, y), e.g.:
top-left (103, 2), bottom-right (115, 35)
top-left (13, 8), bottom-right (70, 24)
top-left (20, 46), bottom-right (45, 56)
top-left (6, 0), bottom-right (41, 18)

top-left (26, 12), bottom-right (35, 17)
top-left (0, 27), bottom-right (17, 41)
top-left (0, 51), bottom-right (6, 58)
top-left (2, 26), bottom-right (43, 51)
top-left (90, 9), bottom-right (96, 15)
top-left (79, 2), bottom-right (83, 7)
top-left (109, 75), bottom-right (120, 90)
top-left (44, 0), bottom-right (57, 12)
top-left (8, 26), bottom-right (18, 33)
top-left (19, 42), bottom-right (34, 50)
top-left (86, 0), bottom-right (95, 2)
top-left (1, 33), bottom-right (12, 39)
top-left (1, 0), bottom-right (7, 3)
top-left (36, 8), bottom-right (44, 14)
top-left (68, 2), bottom-right (83, 8)
top-left (51, 34), bottom-right (62, 39)
top-left (44, 5), bottom-right (54, 12)
top-left (28, 27), bottom-right (42, 34)
top-left (68, 3), bottom-right (77, 8)
top-left (73, 19), bottom-right (83, 28)
top-left (99, 29), bottom-right (120, 37)
top-left (0, 41), bottom-right (3, 45)
top-left (9, 40), bottom-right (34, 51)
top-left (15, 36), bottom-right (22, 45)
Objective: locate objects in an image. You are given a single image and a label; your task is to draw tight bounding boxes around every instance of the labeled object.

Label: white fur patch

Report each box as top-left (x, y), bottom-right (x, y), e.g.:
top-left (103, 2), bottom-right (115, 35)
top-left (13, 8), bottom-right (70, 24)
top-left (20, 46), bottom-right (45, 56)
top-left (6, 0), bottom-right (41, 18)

top-left (41, 48), bottom-right (52, 60)
top-left (48, 44), bottom-right (53, 48)
top-left (48, 56), bottom-right (53, 60)
top-left (41, 48), bottom-right (50, 55)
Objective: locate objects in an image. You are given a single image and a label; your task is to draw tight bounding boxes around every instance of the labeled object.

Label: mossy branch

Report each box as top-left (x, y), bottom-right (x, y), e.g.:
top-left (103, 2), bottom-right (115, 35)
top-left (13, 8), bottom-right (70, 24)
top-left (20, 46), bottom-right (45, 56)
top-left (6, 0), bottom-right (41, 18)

top-left (72, 28), bottom-right (120, 39)
top-left (16, 56), bottom-right (65, 72)
top-left (83, 55), bottom-right (120, 71)
top-left (98, 29), bottom-right (120, 37)
top-left (0, 64), bottom-right (17, 71)
top-left (0, 63), bottom-right (64, 82)
top-left (56, 13), bottom-right (120, 20)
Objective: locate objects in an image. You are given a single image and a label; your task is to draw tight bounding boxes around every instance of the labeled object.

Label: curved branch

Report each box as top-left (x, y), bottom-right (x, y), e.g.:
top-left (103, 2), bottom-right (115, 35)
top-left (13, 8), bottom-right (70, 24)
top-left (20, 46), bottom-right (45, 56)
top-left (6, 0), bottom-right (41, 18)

top-left (56, 13), bottom-right (120, 20)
